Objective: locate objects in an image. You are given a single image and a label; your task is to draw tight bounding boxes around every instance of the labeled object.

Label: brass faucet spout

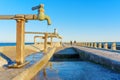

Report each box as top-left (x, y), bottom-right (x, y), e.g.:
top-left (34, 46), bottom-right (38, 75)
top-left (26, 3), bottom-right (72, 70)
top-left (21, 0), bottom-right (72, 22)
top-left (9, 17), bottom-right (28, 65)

top-left (33, 4), bottom-right (51, 25)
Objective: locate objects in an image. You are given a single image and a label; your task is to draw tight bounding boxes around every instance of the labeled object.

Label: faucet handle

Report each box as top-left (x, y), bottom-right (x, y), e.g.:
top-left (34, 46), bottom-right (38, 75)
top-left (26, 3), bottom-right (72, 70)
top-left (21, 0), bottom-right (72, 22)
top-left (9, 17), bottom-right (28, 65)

top-left (32, 4), bottom-right (44, 10)
top-left (32, 5), bottom-right (40, 10)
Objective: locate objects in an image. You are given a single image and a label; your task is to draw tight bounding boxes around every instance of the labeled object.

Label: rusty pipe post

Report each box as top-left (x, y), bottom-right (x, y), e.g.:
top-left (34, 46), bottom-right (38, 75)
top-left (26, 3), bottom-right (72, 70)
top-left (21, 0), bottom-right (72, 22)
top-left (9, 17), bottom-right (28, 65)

top-left (34, 36), bottom-right (36, 44)
top-left (50, 37), bottom-right (53, 47)
top-left (16, 19), bottom-right (25, 65)
top-left (44, 33), bottom-right (48, 53)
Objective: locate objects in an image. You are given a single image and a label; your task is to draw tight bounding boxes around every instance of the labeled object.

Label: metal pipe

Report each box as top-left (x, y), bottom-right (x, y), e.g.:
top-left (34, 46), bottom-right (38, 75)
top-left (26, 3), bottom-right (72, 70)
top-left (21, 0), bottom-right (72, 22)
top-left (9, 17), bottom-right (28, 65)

top-left (25, 32), bottom-right (48, 34)
top-left (0, 15), bottom-right (38, 20)
top-left (0, 15), bottom-right (15, 19)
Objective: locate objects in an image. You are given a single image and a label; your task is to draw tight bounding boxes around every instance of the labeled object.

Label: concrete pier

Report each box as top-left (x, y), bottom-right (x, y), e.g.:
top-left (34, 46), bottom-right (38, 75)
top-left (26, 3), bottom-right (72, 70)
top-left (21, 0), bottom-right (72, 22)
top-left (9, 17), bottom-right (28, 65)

top-left (0, 43), bottom-right (60, 80)
top-left (74, 46), bottom-right (120, 72)
top-left (13, 46), bottom-right (57, 80)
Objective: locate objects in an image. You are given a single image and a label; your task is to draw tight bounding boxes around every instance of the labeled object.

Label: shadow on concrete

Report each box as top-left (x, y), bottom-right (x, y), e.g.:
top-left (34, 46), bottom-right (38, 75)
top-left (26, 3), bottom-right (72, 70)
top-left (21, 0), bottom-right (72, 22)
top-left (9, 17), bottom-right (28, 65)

top-left (30, 45), bottom-right (41, 51)
top-left (51, 47), bottom-right (81, 61)
top-left (0, 52), bottom-right (15, 66)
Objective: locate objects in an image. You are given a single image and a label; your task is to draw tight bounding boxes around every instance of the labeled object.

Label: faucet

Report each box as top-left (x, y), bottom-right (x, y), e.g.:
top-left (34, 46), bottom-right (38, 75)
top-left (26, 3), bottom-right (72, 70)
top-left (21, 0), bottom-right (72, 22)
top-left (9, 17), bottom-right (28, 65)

top-left (32, 4), bottom-right (51, 25)
top-left (54, 28), bottom-right (57, 34)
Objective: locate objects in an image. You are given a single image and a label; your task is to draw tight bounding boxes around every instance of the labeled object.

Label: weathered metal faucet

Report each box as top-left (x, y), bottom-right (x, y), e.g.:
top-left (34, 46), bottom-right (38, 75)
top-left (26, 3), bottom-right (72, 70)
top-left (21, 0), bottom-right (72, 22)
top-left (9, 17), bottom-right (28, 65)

top-left (32, 4), bottom-right (51, 25)
top-left (0, 4), bottom-right (52, 67)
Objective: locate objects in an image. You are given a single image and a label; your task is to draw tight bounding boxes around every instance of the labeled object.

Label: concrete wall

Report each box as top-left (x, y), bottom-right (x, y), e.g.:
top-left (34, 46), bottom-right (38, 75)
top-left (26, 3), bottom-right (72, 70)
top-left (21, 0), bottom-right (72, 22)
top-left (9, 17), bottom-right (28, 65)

top-left (0, 45), bottom-right (41, 61)
top-left (74, 47), bottom-right (120, 72)
top-left (12, 42), bottom-right (60, 80)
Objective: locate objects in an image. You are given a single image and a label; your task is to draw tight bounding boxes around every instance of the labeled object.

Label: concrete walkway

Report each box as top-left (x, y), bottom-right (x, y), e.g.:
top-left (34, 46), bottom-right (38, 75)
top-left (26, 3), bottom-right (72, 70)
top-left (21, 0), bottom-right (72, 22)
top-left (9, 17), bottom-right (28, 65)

top-left (74, 46), bottom-right (120, 62)
top-left (0, 52), bottom-right (43, 80)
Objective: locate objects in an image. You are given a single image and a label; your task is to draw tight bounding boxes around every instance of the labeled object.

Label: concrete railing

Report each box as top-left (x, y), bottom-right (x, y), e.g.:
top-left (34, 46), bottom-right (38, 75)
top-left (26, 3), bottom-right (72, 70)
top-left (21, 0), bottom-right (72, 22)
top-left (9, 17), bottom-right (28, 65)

top-left (77, 42), bottom-right (117, 50)
top-left (74, 47), bottom-right (120, 72)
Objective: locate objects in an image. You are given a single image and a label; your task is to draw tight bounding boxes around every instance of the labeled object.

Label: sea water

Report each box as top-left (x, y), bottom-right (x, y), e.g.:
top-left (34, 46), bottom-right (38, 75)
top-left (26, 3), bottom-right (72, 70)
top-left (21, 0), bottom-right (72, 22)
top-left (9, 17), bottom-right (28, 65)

top-left (32, 47), bottom-right (120, 80)
top-left (0, 43), bottom-right (34, 46)
top-left (32, 61), bottom-right (120, 80)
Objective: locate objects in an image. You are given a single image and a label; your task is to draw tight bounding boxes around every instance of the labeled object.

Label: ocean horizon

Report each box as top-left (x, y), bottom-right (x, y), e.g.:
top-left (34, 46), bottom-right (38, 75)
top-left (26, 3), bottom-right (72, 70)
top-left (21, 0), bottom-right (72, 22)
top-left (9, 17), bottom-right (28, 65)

top-left (0, 42), bottom-right (120, 46)
top-left (0, 42), bottom-right (120, 49)
top-left (0, 43), bottom-right (34, 46)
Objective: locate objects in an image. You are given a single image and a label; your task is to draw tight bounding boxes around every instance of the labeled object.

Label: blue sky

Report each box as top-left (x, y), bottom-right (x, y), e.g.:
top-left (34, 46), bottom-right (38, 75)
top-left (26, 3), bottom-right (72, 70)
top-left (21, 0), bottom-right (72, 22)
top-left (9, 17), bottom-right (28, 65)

top-left (0, 0), bottom-right (120, 42)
